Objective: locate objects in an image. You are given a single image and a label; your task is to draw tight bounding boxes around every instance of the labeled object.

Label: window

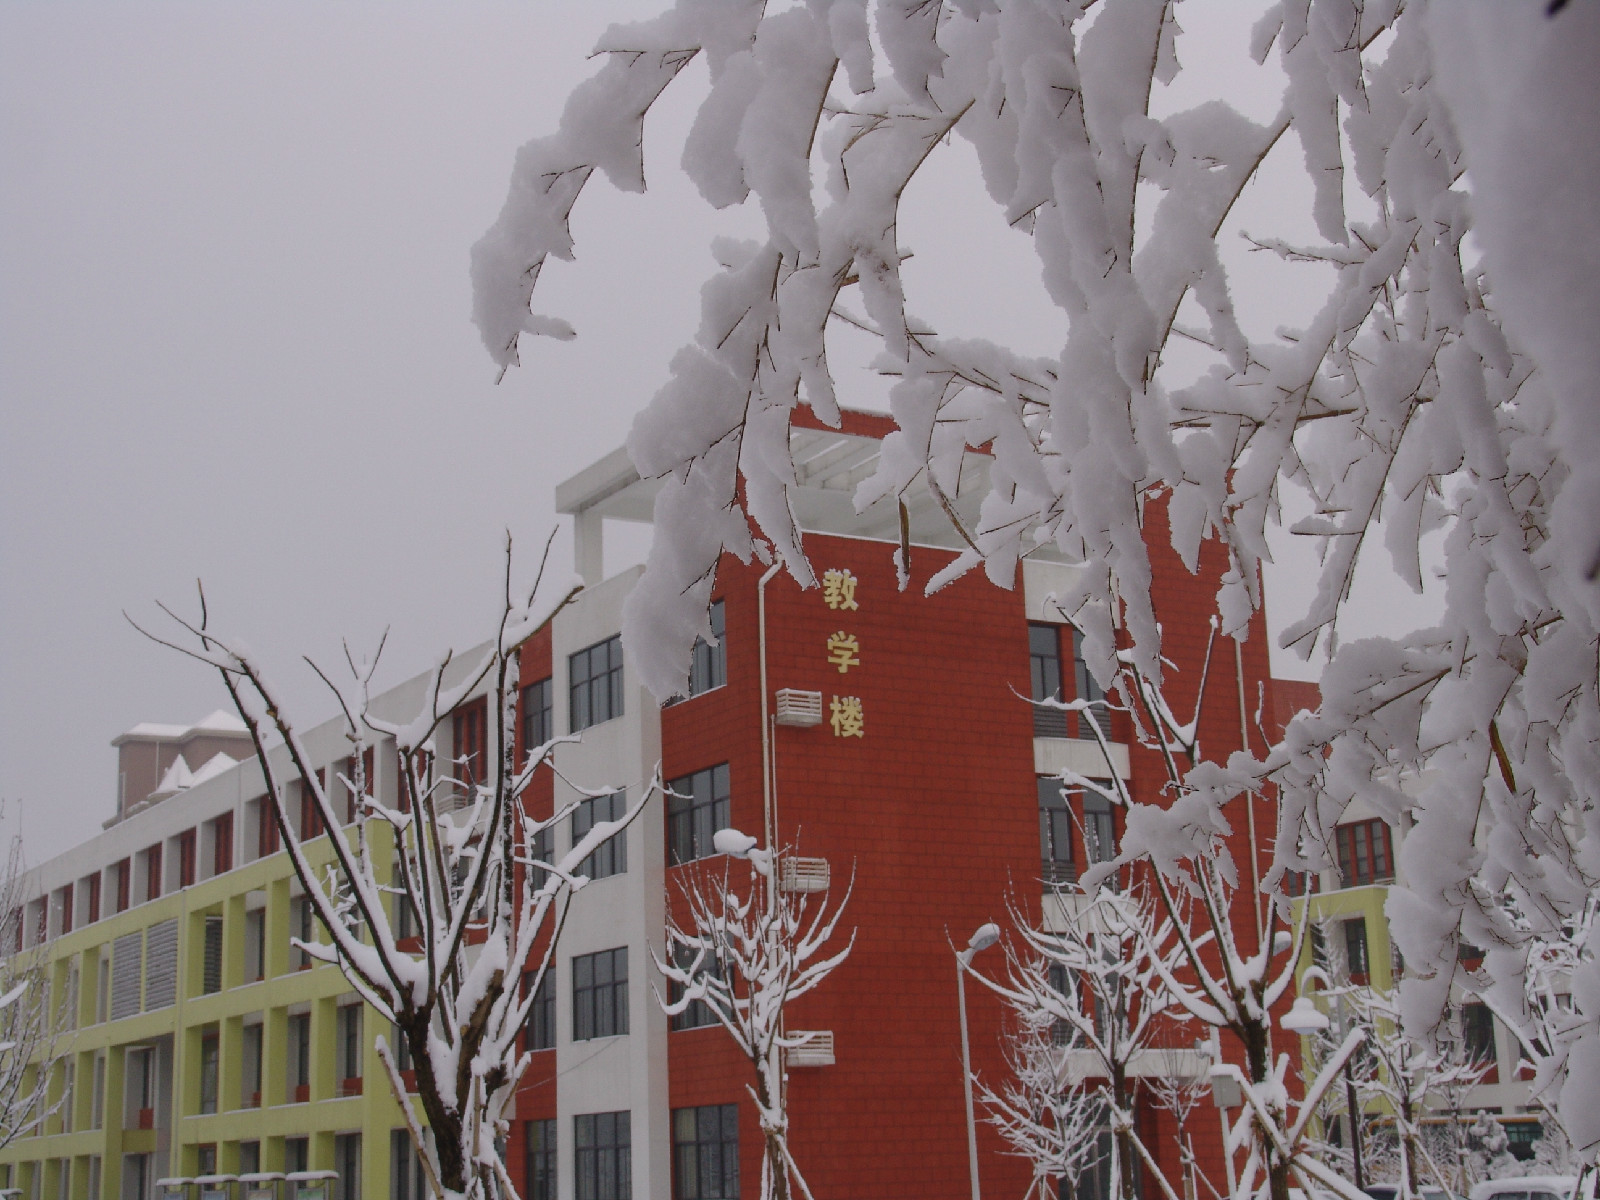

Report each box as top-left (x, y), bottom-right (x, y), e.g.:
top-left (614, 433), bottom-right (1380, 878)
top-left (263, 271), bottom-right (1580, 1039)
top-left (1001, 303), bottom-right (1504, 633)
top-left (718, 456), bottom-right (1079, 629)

top-left (1335, 819), bottom-right (1394, 887)
top-left (202, 917), bottom-right (223, 994)
top-left (1029, 623), bottom-right (1068, 738)
top-left (211, 813), bottom-right (233, 876)
top-left (574, 792), bottom-right (627, 880)
top-left (290, 897), bottom-right (313, 970)
top-left (198, 1033), bottom-right (218, 1115)
top-left (1463, 1001), bottom-right (1496, 1065)
top-left (528, 823), bottom-right (554, 891)
top-left (1070, 628), bottom-right (1111, 738)
top-left (392, 1129), bottom-right (427, 1200)
top-left (526, 1118), bottom-right (557, 1200)
top-left (1343, 916), bottom-right (1369, 984)
top-left (570, 635), bottom-right (625, 732)
top-left (335, 1133), bottom-right (361, 1200)
top-left (256, 796), bottom-right (279, 858)
top-left (667, 765), bottom-right (731, 866)
top-left (674, 1104), bottom-right (738, 1200)
top-left (392, 1020), bottom-right (414, 1074)
top-left (143, 845), bottom-right (162, 902)
top-left (288, 1012), bottom-right (311, 1101)
top-left (111, 860), bottom-right (129, 914)
top-left (196, 1145), bottom-right (217, 1177)
top-left (177, 830), bottom-right (197, 888)
top-left (687, 602), bottom-right (726, 698)
top-left (525, 972), bottom-right (555, 1052)
top-left (238, 1143), bottom-right (260, 1178)
top-left (285, 1137), bottom-right (309, 1175)
top-left (1045, 963), bottom-right (1073, 1046)
top-left (1082, 791), bottom-right (1116, 865)
top-left (300, 778), bottom-right (325, 840)
top-left (1037, 778), bottom-right (1074, 885)
top-left (573, 948), bottom-right (628, 1041)
top-left (343, 748), bottom-right (374, 824)
top-left (575, 1111), bottom-right (631, 1200)
top-left (58, 884), bottom-right (73, 935)
top-left (85, 874), bottom-right (100, 924)
top-left (241, 1023), bottom-right (263, 1107)
top-left (453, 698), bottom-right (488, 796)
top-left (521, 678), bottom-right (554, 757)
top-left (667, 944), bottom-right (722, 1032)
top-left (244, 909), bottom-right (265, 983)
top-left (338, 1004), bottom-right (363, 1090)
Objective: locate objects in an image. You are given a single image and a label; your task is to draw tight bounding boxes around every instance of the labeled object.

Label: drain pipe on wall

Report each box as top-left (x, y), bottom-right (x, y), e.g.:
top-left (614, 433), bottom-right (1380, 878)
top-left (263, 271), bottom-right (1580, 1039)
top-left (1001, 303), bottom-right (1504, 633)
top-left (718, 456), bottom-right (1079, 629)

top-left (757, 558), bottom-right (784, 857)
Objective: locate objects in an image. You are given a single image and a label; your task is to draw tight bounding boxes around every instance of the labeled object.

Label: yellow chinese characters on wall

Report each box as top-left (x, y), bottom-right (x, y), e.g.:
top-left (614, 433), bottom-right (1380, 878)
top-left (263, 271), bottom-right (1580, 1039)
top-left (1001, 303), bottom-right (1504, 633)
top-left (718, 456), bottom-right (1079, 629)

top-left (822, 567), bottom-right (864, 737)
top-left (825, 631), bottom-right (860, 673)
top-left (829, 695), bottom-right (865, 738)
top-left (822, 568), bottom-right (859, 611)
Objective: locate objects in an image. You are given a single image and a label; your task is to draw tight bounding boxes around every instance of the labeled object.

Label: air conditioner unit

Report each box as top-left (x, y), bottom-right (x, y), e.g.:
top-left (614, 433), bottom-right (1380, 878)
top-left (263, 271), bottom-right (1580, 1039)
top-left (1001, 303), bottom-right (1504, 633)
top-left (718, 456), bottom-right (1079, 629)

top-left (779, 857), bottom-right (831, 893)
top-left (785, 1030), bottom-right (835, 1068)
top-left (774, 689), bottom-right (823, 727)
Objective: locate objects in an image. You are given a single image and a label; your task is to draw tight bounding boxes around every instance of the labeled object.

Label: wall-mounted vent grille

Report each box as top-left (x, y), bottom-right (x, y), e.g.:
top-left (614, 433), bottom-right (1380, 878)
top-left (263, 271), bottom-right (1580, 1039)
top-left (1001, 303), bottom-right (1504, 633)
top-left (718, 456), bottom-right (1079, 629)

top-left (110, 932), bottom-right (142, 1022)
top-left (774, 690), bottom-right (823, 727)
top-left (779, 857), bottom-right (831, 893)
top-left (144, 920), bottom-right (178, 1011)
top-left (785, 1030), bottom-right (835, 1067)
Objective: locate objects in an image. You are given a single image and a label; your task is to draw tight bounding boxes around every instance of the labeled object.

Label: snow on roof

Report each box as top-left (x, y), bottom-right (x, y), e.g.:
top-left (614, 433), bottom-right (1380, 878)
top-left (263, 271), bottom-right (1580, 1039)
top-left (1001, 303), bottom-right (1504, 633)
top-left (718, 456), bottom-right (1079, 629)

top-left (112, 709), bottom-right (249, 746)
top-left (189, 752), bottom-right (238, 787)
top-left (153, 755), bottom-right (193, 795)
top-left (193, 708), bottom-right (247, 733)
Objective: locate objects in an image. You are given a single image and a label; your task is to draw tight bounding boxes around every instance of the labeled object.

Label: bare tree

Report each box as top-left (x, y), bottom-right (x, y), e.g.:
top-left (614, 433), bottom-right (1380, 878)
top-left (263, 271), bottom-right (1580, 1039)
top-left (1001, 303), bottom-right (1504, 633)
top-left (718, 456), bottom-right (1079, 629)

top-left (654, 831), bottom-right (854, 1200)
top-left (139, 540), bottom-right (649, 1199)
top-left (976, 1018), bottom-right (1106, 1200)
top-left (971, 878), bottom-right (1193, 1200)
top-left (0, 832), bottom-right (63, 1151)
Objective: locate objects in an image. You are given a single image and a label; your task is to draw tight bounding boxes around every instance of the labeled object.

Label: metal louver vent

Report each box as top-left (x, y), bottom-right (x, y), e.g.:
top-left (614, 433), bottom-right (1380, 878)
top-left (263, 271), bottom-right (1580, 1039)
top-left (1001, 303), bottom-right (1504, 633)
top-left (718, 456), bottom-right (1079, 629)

top-left (785, 1030), bottom-right (835, 1067)
top-left (110, 932), bottom-right (142, 1022)
top-left (202, 916), bottom-right (223, 995)
top-left (774, 689), bottom-right (823, 727)
top-left (779, 857), bottom-right (830, 893)
top-left (144, 920), bottom-right (178, 1011)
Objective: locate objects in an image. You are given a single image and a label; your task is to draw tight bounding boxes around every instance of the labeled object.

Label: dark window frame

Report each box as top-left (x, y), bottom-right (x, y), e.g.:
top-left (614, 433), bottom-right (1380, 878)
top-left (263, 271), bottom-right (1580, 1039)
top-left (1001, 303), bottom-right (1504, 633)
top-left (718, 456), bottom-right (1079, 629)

top-left (570, 636), bottom-right (625, 733)
top-left (526, 1117), bottom-right (557, 1200)
top-left (687, 601), bottom-right (726, 699)
top-left (574, 792), bottom-right (628, 880)
top-left (667, 765), bottom-right (731, 867)
top-left (1038, 778), bottom-right (1075, 885)
top-left (673, 1103), bottom-right (739, 1200)
top-left (1335, 819), bottom-right (1394, 887)
top-left (521, 677), bottom-right (554, 759)
top-left (575, 1110), bottom-right (632, 1200)
top-left (525, 970), bottom-right (556, 1052)
top-left (667, 943), bottom-right (723, 1032)
top-left (573, 948), bottom-right (629, 1041)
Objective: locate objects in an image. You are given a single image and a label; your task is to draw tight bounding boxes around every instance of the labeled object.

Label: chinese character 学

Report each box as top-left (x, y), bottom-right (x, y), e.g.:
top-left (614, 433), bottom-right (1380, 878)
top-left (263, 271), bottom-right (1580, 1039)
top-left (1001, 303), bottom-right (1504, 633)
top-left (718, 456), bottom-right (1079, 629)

top-left (822, 568), bottom-right (859, 611)
top-left (830, 695), bottom-right (865, 738)
top-left (825, 631), bottom-right (860, 674)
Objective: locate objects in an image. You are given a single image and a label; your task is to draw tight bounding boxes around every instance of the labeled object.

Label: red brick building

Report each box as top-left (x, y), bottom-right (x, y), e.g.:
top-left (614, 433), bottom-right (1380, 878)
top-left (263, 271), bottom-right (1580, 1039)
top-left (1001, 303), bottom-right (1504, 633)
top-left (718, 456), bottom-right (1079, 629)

top-left (502, 411), bottom-right (1298, 1200)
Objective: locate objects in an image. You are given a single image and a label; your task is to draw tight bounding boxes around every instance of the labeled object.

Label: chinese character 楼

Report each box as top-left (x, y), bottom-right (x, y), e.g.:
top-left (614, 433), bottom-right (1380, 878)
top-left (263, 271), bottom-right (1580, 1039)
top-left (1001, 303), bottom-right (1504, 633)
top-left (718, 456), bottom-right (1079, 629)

top-left (822, 568), bottom-right (859, 611)
top-left (830, 695), bottom-right (865, 738)
top-left (825, 631), bottom-right (860, 674)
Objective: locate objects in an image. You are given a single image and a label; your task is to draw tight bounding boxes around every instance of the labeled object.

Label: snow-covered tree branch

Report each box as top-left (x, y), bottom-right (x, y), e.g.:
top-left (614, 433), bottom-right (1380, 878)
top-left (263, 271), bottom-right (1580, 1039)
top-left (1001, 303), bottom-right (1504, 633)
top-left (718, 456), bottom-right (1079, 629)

top-left (654, 831), bottom-right (854, 1200)
top-left (138, 539), bottom-right (650, 1199)
top-left (971, 881), bottom-right (1192, 1200)
top-left (475, 0), bottom-right (1600, 1173)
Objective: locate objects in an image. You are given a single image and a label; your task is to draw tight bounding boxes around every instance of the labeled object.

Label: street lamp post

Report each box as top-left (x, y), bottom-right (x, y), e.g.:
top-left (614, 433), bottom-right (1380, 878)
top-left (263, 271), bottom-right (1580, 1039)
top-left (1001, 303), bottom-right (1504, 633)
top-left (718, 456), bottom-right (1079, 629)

top-left (957, 923), bottom-right (1001, 1200)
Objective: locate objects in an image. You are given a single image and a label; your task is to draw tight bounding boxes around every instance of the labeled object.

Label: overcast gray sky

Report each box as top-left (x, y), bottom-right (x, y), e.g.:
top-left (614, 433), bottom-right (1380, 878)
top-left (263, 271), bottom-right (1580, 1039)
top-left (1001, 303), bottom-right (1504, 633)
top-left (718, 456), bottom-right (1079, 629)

top-left (2, 2), bottom-right (1427, 866)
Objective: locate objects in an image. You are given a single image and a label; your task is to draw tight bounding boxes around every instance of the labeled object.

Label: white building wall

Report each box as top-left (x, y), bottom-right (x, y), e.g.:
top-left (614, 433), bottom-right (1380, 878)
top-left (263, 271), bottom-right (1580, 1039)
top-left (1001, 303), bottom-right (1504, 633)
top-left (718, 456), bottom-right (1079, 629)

top-left (549, 565), bottom-right (670, 1200)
